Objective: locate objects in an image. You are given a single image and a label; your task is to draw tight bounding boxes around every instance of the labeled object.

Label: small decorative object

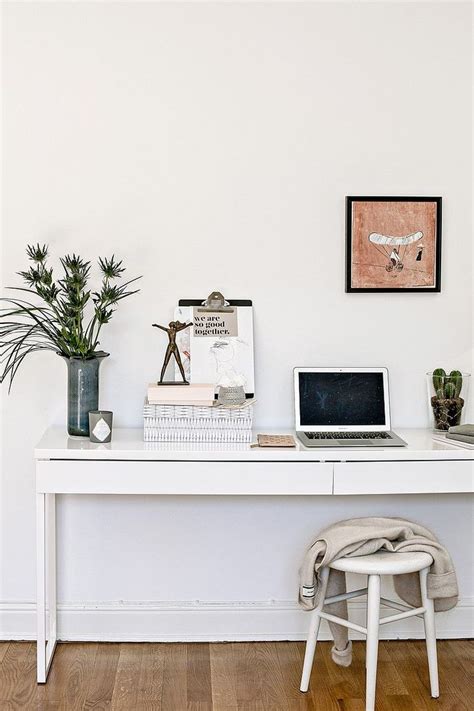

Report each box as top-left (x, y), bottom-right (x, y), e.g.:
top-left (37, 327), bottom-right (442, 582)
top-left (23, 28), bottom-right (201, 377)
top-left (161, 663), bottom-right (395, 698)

top-left (89, 410), bottom-right (113, 443)
top-left (216, 367), bottom-right (247, 406)
top-left (0, 244), bottom-right (141, 436)
top-left (152, 320), bottom-right (192, 384)
top-left (251, 434), bottom-right (297, 448)
top-left (217, 385), bottom-right (246, 406)
top-left (427, 369), bottom-right (470, 431)
top-left (346, 196), bottom-right (442, 292)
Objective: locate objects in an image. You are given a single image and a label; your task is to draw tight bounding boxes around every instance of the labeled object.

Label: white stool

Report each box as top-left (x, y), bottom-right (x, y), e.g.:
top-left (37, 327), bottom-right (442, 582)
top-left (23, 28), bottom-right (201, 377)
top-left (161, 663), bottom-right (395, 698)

top-left (300, 551), bottom-right (439, 711)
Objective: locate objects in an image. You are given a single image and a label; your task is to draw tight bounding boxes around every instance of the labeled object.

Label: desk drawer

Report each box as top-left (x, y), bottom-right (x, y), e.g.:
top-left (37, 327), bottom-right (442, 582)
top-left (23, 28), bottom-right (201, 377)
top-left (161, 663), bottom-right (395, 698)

top-left (333, 460), bottom-right (474, 495)
top-left (37, 460), bottom-right (333, 495)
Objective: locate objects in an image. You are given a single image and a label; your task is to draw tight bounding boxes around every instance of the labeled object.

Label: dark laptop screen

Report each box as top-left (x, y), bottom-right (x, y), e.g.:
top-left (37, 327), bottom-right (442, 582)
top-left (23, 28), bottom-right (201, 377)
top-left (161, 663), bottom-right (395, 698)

top-left (298, 371), bottom-right (386, 427)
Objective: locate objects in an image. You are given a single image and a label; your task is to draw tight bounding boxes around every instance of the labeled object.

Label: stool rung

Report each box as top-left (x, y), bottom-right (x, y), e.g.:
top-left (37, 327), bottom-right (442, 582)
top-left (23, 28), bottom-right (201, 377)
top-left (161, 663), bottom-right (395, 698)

top-left (379, 607), bottom-right (425, 626)
top-left (380, 597), bottom-right (425, 619)
top-left (319, 610), bottom-right (367, 635)
top-left (324, 587), bottom-right (368, 606)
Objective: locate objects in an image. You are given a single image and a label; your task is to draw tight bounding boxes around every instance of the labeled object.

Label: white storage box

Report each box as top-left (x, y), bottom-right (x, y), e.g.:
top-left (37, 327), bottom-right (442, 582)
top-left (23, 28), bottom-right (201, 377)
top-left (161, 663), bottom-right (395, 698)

top-left (143, 401), bottom-right (253, 442)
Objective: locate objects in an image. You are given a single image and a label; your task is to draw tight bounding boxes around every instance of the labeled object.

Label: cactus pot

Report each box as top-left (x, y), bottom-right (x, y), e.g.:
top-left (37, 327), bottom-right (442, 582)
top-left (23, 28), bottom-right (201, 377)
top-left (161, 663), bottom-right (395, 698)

top-left (427, 372), bottom-right (470, 432)
top-left (59, 352), bottom-right (109, 437)
top-left (430, 396), bottom-right (464, 431)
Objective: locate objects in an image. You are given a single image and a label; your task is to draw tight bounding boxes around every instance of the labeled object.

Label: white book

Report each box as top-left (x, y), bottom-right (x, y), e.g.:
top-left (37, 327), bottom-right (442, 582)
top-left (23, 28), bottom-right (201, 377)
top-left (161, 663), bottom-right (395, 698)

top-left (143, 401), bottom-right (254, 420)
top-left (143, 428), bottom-right (252, 443)
top-left (147, 383), bottom-right (215, 403)
top-left (147, 399), bottom-right (215, 407)
top-left (143, 418), bottom-right (253, 430)
top-left (432, 433), bottom-right (474, 449)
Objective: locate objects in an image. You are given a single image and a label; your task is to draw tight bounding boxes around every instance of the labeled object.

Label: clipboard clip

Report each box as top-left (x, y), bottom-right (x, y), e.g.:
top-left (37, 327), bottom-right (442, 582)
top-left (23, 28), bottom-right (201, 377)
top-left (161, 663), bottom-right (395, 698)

top-left (197, 291), bottom-right (234, 313)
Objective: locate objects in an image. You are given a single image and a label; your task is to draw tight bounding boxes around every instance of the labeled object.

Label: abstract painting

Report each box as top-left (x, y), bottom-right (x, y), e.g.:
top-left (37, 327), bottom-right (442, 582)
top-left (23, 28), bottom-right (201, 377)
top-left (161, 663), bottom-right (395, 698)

top-left (346, 197), bottom-right (442, 292)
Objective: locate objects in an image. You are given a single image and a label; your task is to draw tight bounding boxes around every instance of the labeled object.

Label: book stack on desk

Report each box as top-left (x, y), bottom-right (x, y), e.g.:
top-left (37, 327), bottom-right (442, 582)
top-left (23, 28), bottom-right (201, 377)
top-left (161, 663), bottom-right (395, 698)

top-left (446, 424), bottom-right (474, 448)
top-left (433, 424), bottom-right (474, 448)
top-left (143, 383), bottom-right (253, 442)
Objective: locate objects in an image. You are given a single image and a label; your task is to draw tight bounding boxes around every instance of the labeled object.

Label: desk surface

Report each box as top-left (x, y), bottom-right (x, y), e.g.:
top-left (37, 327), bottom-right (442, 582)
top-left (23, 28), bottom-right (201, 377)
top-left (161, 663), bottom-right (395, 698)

top-left (35, 427), bottom-right (474, 462)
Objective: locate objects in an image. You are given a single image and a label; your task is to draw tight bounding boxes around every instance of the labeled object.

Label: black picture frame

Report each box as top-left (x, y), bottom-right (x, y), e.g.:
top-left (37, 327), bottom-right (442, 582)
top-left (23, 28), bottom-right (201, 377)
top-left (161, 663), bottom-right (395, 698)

top-left (345, 196), bottom-right (442, 293)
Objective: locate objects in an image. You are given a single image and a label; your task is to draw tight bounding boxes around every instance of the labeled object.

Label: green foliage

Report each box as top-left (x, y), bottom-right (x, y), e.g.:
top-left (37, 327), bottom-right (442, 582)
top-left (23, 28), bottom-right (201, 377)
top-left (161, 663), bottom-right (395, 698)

top-left (449, 370), bottom-right (463, 398)
top-left (444, 381), bottom-right (456, 399)
top-left (0, 244), bottom-right (141, 389)
top-left (432, 367), bottom-right (463, 399)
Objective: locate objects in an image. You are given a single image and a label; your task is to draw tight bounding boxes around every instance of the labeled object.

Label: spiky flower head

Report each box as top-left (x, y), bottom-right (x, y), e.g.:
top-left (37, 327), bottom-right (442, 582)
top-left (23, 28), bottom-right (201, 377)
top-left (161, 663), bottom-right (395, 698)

top-left (98, 255), bottom-right (125, 280)
top-left (26, 243), bottom-right (49, 263)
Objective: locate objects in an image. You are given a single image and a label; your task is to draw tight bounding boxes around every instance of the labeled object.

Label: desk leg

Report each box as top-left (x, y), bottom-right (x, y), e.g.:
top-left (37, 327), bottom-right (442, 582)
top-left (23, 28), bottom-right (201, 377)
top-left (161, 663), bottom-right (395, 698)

top-left (46, 494), bottom-right (57, 651)
top-left (36, 493), bottom-right (57, 683)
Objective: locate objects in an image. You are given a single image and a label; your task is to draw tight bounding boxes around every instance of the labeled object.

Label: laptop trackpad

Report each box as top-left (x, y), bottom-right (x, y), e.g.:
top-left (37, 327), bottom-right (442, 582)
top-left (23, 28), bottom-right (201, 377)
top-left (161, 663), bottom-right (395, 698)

top-left (338, 439), bottom-right (374, 446)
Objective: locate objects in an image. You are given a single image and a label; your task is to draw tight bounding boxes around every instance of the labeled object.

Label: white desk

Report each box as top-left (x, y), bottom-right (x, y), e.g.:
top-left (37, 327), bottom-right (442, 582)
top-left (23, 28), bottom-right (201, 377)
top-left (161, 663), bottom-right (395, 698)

top-left (35, 427), bottom-right (474, 682)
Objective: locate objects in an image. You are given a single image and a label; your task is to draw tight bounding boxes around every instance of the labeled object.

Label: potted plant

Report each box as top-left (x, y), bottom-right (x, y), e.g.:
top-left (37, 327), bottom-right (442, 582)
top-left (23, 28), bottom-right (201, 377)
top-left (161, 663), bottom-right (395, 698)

top-left (427, 368), bottom-right (471, 431)
top-left (0, 244), bottom-right (140, 436)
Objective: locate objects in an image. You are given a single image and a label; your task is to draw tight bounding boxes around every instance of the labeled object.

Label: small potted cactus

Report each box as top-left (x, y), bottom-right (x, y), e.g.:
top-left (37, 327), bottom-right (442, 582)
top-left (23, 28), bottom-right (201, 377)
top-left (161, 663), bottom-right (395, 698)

top-left (427, 368), bottom-right (471, 431)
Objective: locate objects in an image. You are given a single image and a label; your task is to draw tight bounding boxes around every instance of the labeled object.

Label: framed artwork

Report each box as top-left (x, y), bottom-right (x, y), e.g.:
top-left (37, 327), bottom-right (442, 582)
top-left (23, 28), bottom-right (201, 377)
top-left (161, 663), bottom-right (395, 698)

top-left (346, 196), bottom-right (442, 292)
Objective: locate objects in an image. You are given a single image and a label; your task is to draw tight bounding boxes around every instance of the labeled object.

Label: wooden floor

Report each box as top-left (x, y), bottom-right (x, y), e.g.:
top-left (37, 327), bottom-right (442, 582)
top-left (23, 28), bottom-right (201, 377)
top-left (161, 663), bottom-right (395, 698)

top-left (0, 639), bottom-right (472, 710)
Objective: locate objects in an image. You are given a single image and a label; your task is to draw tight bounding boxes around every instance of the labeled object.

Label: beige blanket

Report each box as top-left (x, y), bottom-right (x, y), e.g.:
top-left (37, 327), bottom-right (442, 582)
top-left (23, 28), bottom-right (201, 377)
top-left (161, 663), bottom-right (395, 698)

top-left (299, 517), bottom-right (458, 665)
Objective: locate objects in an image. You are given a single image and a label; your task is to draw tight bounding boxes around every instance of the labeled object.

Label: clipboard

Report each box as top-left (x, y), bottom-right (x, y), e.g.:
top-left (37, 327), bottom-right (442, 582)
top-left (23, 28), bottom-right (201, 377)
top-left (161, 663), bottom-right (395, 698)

top-left (179, 293), bottom-right (252, 311)
top-left (175, 292), bottom-right (254, 397)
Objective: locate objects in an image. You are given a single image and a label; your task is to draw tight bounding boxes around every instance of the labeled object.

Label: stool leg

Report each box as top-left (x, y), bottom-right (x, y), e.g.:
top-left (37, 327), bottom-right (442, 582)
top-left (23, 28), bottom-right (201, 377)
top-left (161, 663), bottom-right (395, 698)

top-left (420, 567), bottom-right (439, 698)
top-left (365, 574), bottom-right (381, 711)
top-left (300, 566), bottom-right (330, 692)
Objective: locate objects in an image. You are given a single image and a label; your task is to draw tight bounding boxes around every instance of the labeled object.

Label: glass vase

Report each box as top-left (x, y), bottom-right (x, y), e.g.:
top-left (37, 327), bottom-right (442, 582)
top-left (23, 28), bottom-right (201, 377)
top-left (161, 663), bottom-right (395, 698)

top-left (426, 371), bottom-right (471, 432)
top-left (60, 352), bottom-right (109, 437)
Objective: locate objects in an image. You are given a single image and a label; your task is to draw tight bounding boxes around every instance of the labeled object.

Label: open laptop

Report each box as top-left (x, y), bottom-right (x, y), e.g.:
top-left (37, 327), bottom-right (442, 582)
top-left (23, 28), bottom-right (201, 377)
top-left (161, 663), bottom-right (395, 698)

top-left (294, 367), bottom-right (406, 447)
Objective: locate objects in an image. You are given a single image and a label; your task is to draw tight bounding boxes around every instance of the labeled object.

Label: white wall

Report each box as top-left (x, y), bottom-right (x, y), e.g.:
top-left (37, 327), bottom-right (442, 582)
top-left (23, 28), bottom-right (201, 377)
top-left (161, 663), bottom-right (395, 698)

top-left (1, 1), bottom-right (473, 639)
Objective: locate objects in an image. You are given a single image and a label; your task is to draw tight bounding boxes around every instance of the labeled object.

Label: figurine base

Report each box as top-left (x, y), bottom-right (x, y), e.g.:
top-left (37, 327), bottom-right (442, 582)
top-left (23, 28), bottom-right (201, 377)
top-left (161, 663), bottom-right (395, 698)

top-left (157, 381), bottom-right (190, 386)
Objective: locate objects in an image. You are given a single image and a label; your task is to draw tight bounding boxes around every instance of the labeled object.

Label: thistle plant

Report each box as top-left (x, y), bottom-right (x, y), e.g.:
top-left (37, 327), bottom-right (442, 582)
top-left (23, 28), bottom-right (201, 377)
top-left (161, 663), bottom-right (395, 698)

top-left (0, 244), bottom-right (141, 389)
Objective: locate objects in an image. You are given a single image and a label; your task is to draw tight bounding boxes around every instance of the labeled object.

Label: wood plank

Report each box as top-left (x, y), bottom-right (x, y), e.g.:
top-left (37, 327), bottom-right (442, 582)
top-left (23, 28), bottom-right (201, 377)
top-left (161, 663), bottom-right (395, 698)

top-left (384, 640), bottom-right (432, 701)
top-left (232, 640), bottom-right (291, 711)
top-left (0, 642), bottom-right (33, 703)
top-left (275, 641), bottom-right (328, 711)
top-left (209, 642), bottom-right (238, 711)
top-left (82, 642), bottom-right (121, 710)
top-left (0, 642), bottom-right (37, 710)
top-left (0, 642), bottom-right (10, 664)
top-left (161, 642), bottom-right (187, 710)
top-left (253, 642), bottom-right (291, 711)
top-left (446, 639), bottom-right (473, 678)
top-left (318, 638), bottom-right (365, 703)
top-left (136, 643), bottom-right (165, 707)
top-left (187, 642), bottom-right (213, 708)
top-left (233, 642), bottom-right (264, 708)
top-left (111, 643), bottom-right (144, 709)
top-left (409, 639), bottom-right (472, 702)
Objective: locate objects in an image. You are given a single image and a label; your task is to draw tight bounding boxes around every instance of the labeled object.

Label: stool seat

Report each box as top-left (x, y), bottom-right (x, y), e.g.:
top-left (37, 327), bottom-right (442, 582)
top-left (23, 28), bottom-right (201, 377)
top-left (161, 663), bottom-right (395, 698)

top-left (329, 551), bottom-right (433, 576)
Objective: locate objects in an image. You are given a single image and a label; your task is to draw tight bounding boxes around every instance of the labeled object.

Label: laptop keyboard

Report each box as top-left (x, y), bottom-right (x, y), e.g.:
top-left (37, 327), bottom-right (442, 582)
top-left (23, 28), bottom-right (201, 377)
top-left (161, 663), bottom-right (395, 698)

top-left (305, 432), bottom-right (392, 440)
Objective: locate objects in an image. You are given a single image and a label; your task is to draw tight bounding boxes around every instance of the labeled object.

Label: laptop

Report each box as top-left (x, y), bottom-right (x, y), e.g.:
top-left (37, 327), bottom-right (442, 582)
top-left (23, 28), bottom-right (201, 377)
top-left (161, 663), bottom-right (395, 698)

top-left (294, 367), bottom-right (406, 447)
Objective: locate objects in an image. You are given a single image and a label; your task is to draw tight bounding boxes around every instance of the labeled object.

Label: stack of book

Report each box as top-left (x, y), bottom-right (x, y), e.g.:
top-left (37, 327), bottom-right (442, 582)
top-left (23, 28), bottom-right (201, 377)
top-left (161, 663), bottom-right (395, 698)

top-left (433, 424), bottom-right (474, 448)
top-left (143, 383), bottom-right (253, 442)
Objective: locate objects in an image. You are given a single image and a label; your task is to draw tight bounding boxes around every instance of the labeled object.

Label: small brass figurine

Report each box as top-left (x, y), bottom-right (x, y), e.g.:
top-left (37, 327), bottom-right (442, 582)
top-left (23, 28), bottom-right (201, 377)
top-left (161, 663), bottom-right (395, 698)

top-left (152, 320), bottom-right (192, 384)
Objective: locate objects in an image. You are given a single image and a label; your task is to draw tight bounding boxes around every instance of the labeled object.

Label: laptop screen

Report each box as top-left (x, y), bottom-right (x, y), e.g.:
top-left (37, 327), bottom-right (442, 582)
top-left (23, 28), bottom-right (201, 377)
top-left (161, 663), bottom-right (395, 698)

top-left (298, 371), bottom-right (386, 427)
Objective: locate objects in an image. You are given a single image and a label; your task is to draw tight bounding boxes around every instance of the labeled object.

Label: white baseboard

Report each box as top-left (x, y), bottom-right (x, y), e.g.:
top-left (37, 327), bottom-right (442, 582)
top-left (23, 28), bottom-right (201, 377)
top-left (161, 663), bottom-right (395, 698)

top-left (1, 598), bottom-right (473, 642)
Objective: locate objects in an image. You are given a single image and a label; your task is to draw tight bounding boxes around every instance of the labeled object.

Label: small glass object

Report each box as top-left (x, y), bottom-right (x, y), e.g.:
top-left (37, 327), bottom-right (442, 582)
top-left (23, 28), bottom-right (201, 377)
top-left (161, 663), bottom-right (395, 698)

top-left (426, 372), bottom-right (470, 432)
top-left (217, 385), bottom-right (246, 406)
